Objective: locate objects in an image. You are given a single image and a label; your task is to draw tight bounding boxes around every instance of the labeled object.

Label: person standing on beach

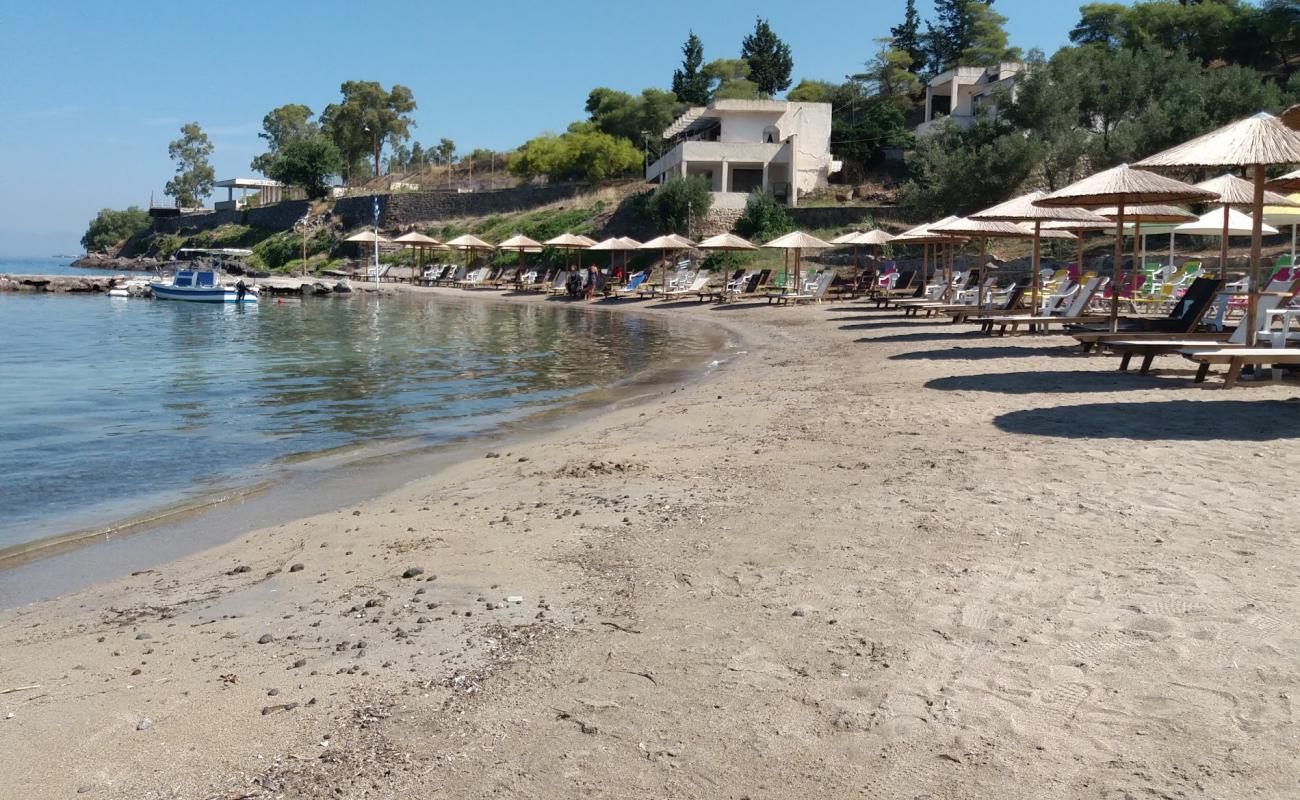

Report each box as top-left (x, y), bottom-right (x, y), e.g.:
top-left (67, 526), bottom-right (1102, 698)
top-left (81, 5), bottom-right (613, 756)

top-left (585, 265), bottom-right (603, 300)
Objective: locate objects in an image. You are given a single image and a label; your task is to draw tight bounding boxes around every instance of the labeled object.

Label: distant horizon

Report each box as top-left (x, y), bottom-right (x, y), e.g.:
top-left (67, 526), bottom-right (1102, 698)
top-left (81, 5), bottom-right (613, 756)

top-left (1, 0), bottom-right (1085, 255)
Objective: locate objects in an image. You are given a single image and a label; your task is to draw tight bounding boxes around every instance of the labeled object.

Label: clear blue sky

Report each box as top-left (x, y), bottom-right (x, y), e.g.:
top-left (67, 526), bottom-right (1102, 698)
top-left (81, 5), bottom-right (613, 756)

top-left (0, 0), bottom-right (1088, 255)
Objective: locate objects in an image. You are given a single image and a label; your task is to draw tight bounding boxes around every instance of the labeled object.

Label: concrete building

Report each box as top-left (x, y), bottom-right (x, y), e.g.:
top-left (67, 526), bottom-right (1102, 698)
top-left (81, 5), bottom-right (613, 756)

top-left (916, 62), bottom-right (1025, 137)
top-left (645, 99), bottom-right (841, 208)
top-left (213, 178), bottom-right (288, 211)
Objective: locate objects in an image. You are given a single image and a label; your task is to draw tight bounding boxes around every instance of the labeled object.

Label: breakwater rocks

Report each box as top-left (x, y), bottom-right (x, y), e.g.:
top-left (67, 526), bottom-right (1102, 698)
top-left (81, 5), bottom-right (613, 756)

top-left (70, 254), bottom-right (165, 272)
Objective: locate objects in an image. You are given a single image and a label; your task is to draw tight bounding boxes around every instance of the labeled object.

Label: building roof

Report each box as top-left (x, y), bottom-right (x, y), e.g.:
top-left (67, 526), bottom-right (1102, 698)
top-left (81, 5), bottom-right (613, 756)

top-left (214, 178), bottom-right (284, 189)
top-left (927, 62), bottom-right (1024, 89)
top-left (660, 99), bottom-right (829, 139)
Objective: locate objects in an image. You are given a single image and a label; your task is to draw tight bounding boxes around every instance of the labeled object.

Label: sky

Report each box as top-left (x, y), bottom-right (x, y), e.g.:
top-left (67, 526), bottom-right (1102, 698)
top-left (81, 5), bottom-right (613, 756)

top-left (0, 0), bottom-right (1087, 256)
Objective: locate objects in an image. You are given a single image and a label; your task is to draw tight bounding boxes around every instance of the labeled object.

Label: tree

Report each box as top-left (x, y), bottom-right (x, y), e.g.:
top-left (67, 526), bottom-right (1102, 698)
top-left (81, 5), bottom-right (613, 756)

top-left (409, 141), bottom-right (426, 167)
top-left (741, 18), bottom-right (794, 97)
top-left (164, 122), bottom-right (214, 207)
top-left (899, 114), bottom-right (1043, 219)
top-left (81, 206), bottom-right (150, 253)
top-left (672, 31), bottom-right (711, 105)
top-left (435, 138), bottom-right (456, 165)
top-left (890, 0), bottom-right (928, 79)
top-left (703, 59), bottom-right (759, 100)
top-left (466, 147), bottom-right (495, 162)
top-left (251, 104), bottom-right (316, 174)
top-left (266, 134), bottom-right (344, 199)
top-left (320, 81), bottom-right (416, 182)
top-left (585, 87), bottom-right (683, 143)
top-left (1069, 3), bottom-right (1128, 49)
top-left (508, 129), bottom-right (643, 184)
top-left (648, 175), bottom-right (712, 236)
top-left (853, 41), bottom-right (924, 114)
top-left (734, 191), bottom-right (793, 242)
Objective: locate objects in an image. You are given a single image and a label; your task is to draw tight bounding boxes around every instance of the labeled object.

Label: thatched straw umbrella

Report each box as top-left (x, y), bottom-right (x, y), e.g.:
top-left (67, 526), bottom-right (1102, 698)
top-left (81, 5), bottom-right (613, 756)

top-left (1096, 205), bottom-right (1196, 296)
top-left (929, 217), bottom-right (1031, 306)
top-left (445, 233), bottom-right (496, 274)
top-left (639, 234), bottom-right (698, 295)
top-left (344, 229), bottom-right (392, 284)
top-left (587, 236), bottom-right (642, 279)
top-left (543, 233), bottom-right (597, 272)
top-left (1266, 168), bottom-right (1300, 192)
top-left (496, 234), bottom-right (543, 284)
top-left (762, 231), bottom-right (834, 295)
top-left (970, 191), bottom-right (1111, 315)
top-left (696, 233), bottom-right (758, 299)
top-left (893, 218), bottom-right (967, 297)
top-left (1191, 174), bottom-right (1298, 274)
top-left (1134, 112), bottom-right (1300, 345)
top-left (392, 231), bottom-right (448, 283)
top-left (1036, 165), bottom-right (1214, 332)
top-left (847, 229), bottom-right (895, 280)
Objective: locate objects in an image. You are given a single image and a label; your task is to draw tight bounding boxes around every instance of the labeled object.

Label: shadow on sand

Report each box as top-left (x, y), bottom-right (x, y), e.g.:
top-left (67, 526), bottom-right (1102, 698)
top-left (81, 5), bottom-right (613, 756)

top-left (995, 399), bottom-right (1300, 441)
top-left (924, 370), bottom-right (1183, 394)
top-left (891, 345), bottom-right (1081, 361)
top-left (856, 331), bottom-right (987, 345)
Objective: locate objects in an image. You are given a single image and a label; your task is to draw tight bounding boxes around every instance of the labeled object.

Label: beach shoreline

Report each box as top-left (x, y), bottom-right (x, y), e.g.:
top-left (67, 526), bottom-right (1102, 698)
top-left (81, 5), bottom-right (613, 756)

top-left (0, 286), bottom-right (733, 608)
top-left (3, 288), bottom-right (1299, 799)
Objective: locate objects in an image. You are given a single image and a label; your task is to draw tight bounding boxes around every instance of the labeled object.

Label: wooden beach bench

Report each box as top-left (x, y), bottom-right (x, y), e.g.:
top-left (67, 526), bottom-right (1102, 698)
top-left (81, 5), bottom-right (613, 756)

top-left (1182, 347), bottom-right (1300, 388)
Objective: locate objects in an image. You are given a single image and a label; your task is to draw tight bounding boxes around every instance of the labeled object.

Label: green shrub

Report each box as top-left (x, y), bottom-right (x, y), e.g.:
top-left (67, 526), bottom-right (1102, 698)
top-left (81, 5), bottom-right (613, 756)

top-left (82, 206), bottom-right (151, 253)
top-left (734, 191), bottom-right (793, 242)
top-left (648, 176), bottom-right (712, 237)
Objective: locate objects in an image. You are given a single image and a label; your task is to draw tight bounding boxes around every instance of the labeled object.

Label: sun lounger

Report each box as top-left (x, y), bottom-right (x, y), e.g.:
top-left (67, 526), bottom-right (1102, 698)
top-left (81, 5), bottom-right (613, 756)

top-left (1069, 277), bottom-right (1227, 349)
top-left (945, 285), bottom-right (1024, 323)
top-left (1102, 281), bottom-right (1297, 372)
top-left (968, 277), bottom-right (1106, 334)
top-left (608, 272), bottom-right (648, 298)
top-left (662, 273), bottom-right (712, 299)
top-left (1181, 347), bottom-right (1300, 388)
top-left (768, 270), bottom-right (837, 306)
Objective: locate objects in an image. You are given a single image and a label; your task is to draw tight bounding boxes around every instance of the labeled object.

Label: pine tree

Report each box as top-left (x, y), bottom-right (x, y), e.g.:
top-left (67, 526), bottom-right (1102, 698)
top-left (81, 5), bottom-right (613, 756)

top-left (741, 18), bottom-right (794, 98)
top-left (672, 31), bottom-right (711, 106)
top-left (925, 0), bottom-right (1013, 72)
top-left (890, 0), bottom-right (927, 77)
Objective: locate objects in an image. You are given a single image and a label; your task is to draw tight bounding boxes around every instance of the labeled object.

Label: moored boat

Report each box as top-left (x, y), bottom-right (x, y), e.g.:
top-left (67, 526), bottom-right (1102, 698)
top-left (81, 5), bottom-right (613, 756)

top-left (149, 248), bottom-right (259, 303)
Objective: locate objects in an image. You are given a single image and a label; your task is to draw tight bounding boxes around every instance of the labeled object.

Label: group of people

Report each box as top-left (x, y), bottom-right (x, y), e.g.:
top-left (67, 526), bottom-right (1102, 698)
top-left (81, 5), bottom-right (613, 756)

top-left (563, 265), bottom-right (606, 300)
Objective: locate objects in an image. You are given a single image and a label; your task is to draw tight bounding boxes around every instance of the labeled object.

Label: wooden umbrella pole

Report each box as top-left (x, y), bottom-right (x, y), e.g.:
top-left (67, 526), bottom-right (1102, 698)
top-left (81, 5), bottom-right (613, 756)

top-left (978, 238), bottom-right (988, 306)
top-left (1247, 165), bottom-right (1265, 347)
top-left (1220, 204), bottom-right (1230, 279)
top-left (1111, 203), bottom-right (1125, 333)
top-left (1031, 221), bottom-right (1042, 314)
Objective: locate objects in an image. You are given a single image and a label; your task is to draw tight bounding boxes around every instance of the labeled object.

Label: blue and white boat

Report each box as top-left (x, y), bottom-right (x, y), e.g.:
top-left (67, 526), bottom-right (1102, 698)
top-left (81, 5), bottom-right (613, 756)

top-left (150, 249), bottom-right (259, 303)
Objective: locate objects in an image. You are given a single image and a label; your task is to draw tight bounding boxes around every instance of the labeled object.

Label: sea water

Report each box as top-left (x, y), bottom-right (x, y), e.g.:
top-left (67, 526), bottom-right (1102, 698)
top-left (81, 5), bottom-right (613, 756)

top-left (0, 291), bottom-right (713, 552)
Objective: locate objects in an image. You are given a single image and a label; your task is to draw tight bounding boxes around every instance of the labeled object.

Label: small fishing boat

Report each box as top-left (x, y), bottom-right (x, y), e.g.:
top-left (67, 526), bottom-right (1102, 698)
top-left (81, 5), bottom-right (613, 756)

top-left (149, 248), bottom-right (259, 303)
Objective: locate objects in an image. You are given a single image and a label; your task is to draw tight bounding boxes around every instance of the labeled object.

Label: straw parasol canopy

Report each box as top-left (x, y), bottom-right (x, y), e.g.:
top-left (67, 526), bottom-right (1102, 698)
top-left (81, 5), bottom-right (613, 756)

top-left (445, 233), bottom-right (495, 250)
top-left (639, 234), bottom-right (698, 295)
top-left (849, 229), bottom-right (895, 246)
top-left (831, 231), bottom-right (865, 245)
top-left (393, 231), bottom-right (449, 283)
top-left (971, 191), bottom-right (1111, 312)
top-left (1037, 166), bottom-right (1213, 331)
top-left (588, 236), bottom-right (643, 277)
top-left (344, 230), bottom-right (390, 243)
top-left (498, 233), bottom-right (543, 251)
top-left (1193, 174), bottom-right (1299, 276)
top-left (893, 217), bottom-right (968, 291)
top-left (1266, 168), bottom-right (1300, 193)
top-left (762, 231), bottom-right (833, 294)
top-left (1134, 112), bottom-right (1300, 344)
top-left (543, 233), bottom-right (596, 271)
top-left (697, 233), bottom-right (758, 250)
top-left (931, 217), bottom-right (1037, 305)
top-left (496, 233), bottom-right (543, 278)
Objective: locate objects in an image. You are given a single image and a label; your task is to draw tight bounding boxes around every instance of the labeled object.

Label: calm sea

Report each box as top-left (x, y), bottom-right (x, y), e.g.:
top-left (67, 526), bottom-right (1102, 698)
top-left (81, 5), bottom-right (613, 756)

top-left (0, 291), bottom-right (715, 553)
top-left (1, 256), bottom-right (118, 276)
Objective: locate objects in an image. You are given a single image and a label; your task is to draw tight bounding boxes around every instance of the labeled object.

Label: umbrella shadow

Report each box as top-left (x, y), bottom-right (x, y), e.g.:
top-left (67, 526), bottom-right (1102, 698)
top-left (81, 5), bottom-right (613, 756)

top-left (891, 345), bottom-right (1081, 361)
top-left (651, 299), bottom-right (712, 310)
top-left (924, 370), bottom-right (1186, 394)
top-left (995, 399), bottom-right (1300, 441)
top-left (856, 331), bottom-right (988, 345)
top-left (840, 319), bottom-right (960, 331)
top-left (710, 301), bottom-right (779, 312)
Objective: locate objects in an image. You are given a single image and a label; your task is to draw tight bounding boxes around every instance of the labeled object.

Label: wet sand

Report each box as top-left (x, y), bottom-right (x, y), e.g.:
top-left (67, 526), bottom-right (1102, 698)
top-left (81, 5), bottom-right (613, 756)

top-left (3, 287), bottom-right (1299, 799)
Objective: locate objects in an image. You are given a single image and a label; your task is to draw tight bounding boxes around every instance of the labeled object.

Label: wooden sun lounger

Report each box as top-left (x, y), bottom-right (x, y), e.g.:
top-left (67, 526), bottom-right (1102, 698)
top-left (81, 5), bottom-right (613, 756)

top-left (1182, 347), bottom-right (1300, 388)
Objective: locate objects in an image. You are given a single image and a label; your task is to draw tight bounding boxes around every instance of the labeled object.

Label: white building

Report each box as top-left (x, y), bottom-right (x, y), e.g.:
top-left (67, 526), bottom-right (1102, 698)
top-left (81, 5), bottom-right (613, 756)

top-left (213, 178), bottom-right (288, 211)
top-left (916, 62), bottom-right (1024, 137)
top-left (645, 99), bottom-right (841, 208)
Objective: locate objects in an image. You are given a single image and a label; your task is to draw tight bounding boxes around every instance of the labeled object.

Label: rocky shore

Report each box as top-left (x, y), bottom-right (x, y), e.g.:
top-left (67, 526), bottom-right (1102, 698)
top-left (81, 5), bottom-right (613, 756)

top-left (1, 273), bottom-right (357, 296)
top-left (69, 253), bottom-right (166, 272)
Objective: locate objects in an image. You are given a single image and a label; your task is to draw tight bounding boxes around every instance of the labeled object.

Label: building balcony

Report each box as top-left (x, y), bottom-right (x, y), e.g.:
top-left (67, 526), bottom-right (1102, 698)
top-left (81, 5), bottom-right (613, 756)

top-left (646, 140), bottom-right (786, 182)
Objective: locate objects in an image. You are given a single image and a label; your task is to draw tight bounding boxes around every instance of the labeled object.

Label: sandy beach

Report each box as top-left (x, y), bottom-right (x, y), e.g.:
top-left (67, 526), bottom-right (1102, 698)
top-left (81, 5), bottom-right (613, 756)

top-left (3, 287), bottom-right (1299, 799)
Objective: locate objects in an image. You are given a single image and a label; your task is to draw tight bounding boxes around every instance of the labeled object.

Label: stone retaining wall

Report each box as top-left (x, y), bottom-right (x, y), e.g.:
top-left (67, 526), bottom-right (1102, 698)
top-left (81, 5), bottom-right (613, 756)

top-left (335, 184), bottom-right (589, 229)
top-left (152, 201), bottom-right (313, 234)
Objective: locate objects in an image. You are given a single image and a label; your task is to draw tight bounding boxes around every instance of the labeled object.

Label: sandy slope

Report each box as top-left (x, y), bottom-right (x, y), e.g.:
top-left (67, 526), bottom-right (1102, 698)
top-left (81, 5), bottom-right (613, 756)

top-left (2, 289), bottom-right (1299, 799)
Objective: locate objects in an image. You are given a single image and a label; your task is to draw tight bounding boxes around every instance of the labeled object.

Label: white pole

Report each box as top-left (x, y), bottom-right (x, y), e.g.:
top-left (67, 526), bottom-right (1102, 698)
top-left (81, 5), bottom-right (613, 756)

top-left (1292, 224), bottom-right (1297, 264)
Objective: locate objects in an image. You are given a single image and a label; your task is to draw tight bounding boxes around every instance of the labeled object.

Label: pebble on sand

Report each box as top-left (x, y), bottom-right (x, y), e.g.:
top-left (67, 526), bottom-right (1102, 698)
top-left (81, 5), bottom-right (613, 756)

top-left (136, 717), bottom-right (152, 731)
top-left (257, 634), bottom-right (274, 644)
top-left (289, 563), bottom-right (305, 572)
top-left (401, 566), bottom-right (425, 579)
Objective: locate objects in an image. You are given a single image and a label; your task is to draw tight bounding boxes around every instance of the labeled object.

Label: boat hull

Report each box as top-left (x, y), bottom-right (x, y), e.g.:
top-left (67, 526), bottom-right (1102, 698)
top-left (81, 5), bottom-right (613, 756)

top-left (150, 285), bottom-right (258, 303)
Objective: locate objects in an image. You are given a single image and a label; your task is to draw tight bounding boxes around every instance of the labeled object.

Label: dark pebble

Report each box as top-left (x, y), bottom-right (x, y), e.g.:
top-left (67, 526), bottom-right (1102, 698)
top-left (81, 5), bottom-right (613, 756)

top-left (257, 634), bottom-right (274, 644)
top-left (401, 566), bottom-right (424, 579)
top-left (289, 563), bottom-right (305, 573)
